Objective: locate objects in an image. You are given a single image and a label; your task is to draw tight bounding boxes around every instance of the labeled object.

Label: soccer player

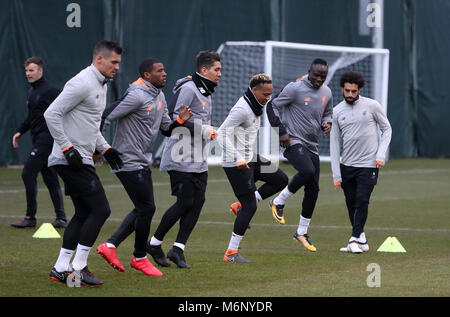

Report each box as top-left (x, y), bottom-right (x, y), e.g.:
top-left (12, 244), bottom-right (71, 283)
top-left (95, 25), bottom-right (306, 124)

top-left (96, 58), bottom-right (192, 275)
top-left (45, 40), bottom-right (124, 286)
top-left (11, 57), bottom-right (67, 229)
top-left (147, 50), bottom-right (221, 269)
top-left (266, 58), bottom-right (333, 252)
top-left (218, 74), bottom-right (288, 263)
top-left (330, 71), bottom-right (392, 253)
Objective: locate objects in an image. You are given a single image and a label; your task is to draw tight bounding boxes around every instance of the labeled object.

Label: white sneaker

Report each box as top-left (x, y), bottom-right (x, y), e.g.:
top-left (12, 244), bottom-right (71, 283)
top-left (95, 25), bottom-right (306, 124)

top-left (340, 241), bottom-right (363, 253)
top-left (358, 241), bottom-right (369, 252)
top-left (339, 246), bottom-right (349, 252)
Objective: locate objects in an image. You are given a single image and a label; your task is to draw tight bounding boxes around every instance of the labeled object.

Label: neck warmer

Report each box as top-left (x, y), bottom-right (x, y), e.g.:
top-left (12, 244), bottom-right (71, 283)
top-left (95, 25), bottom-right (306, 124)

top-left (243, 87), bottom-right (264, 116)
top-left (192, 72), bottom-right (217, 96)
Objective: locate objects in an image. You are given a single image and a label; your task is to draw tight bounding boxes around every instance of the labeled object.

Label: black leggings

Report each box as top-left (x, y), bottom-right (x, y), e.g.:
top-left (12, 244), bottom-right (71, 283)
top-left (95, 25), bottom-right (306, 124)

top-left (153, 171), bottom-right (207, 245)
top-left (283, 144), bottom-right (320, 219)
top-left (225, 155), bottom-right (288, 236)
top-left (250, 155), bottom-right (288, 200)
top-left (63, 191), bottom-right (111, 249)
top-left (107, 168), bottom-right (156, 257)
top-left (55, 165), bottom-right (110, 250)
top-left (234, 192), bottom-right (257, 235)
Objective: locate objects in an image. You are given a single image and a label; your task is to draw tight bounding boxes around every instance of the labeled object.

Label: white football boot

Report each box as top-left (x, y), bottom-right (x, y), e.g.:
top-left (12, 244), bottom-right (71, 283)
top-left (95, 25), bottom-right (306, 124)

top-left (339, 241), bottom-right (363, 253)
top-left (357, 241), bottom-right (369, 252)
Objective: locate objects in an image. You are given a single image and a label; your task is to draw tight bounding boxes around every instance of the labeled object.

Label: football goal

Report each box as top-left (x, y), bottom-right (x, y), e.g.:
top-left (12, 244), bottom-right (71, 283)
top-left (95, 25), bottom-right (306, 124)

top-left (154, 40), bottom-right (389, 165)
top-left (209, 40), bottom-right (390, 163)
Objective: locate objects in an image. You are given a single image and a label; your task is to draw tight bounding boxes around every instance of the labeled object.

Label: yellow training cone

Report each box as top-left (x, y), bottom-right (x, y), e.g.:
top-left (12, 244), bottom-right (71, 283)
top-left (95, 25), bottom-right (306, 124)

top-left (32, 223), bottom-right (61, 238)
top-left (377, 236), bottom-right (406, 253)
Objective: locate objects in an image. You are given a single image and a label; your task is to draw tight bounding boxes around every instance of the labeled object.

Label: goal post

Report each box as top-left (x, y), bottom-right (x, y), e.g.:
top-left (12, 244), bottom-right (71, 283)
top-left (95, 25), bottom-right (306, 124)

top-left (209, 40), bottom-right (389, 163)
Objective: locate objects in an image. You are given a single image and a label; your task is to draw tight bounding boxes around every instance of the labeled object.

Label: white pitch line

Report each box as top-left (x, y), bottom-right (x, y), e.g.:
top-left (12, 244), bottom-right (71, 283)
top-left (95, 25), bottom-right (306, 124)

top-left (0, 178), bottom-right (231, 194)
top-left (0, 214), bottom-right (447, 233)
top-left (1, 167), bottom-right (449, 194)
top-left (192, 221), bottom-right (449, 233)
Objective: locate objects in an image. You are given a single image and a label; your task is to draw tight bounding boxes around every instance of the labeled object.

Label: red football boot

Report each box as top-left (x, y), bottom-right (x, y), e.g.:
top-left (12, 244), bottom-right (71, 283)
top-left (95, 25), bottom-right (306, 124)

top-left (97, 243), bottom-right (125, 272)
top-left (130, 257), bottom-right (163, 276)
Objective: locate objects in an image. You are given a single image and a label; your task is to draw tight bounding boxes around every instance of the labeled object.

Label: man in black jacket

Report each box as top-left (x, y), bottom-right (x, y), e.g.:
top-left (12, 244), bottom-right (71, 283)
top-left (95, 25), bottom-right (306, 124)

top-left (11, 57), bottom-right (66, 228)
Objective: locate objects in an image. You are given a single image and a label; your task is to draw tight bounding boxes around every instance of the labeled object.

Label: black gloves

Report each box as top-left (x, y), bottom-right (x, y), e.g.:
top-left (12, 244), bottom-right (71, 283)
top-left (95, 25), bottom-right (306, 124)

top-left (63, 145), bottom-right (123, 170)
top-left (103, 147), bottom-right (124, 170)
top-left (62, 145), bottom-right (83, 169)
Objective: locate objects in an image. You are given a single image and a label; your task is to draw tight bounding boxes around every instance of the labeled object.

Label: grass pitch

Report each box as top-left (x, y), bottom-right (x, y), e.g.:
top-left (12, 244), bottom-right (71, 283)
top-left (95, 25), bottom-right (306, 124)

top-left (0, 158), bottom-right (449, 297)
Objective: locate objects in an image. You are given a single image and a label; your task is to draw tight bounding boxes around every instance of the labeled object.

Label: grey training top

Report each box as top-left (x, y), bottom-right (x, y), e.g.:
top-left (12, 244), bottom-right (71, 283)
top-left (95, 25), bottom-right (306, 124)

top-left (44, 64), bottom-right (110, 167)
top-left (270, 76), bottom-right (333, 155)
top-left (105, 78), bottom-right (171, 172)
top-left (159, 77), bottom-right (213, 173)
top-left (330, 95), bottom-right (392, 183)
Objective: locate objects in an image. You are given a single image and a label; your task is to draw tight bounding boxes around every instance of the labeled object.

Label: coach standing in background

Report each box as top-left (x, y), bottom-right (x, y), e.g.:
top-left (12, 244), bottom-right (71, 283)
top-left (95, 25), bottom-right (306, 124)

top-left (330, 71), bottom-right (391, 253)
top-left (45, 40), bottom-right (124, 286)
top-left (266, 58), bottom-right (333, 252)
top-left (11, 57), bottom-right (67, 229)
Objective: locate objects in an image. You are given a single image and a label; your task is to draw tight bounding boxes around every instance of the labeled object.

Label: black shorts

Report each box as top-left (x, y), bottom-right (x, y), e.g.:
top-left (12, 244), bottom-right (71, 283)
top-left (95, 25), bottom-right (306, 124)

top-left (168, 170), bottom-right (208, 197)
top-left (54, 164), bottom-right (105, 197)
top-left (116, 168), bottom-right (155, 208)
top-left (224, 166), bottom-right (256, 197)
top-left (224, 155), bottom-right (281, 197)
top-left (248, 154), bottom-right (275, 178)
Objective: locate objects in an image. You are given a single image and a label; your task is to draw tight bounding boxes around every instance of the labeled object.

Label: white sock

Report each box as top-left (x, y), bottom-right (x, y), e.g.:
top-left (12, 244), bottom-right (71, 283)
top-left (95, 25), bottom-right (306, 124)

top-left (71, 244), bottom-right (91, 271)
top-left (255, 191), bottom-right (263, 203)
top-left (173, 242), bottom-right (185, 251)
top-left (135, 256), bottom-right (147, 261)
top-left (358, 232), bottom-right (367, 243)
top-left (227, 232), bottom-right (243, 251)
top-left (150, 236), bottom-right (163, 246)
top-left (273, 186), bottom-right (293, 205)
top-left (349, 236), bottom-right (359, 243)
top-left (54, 248), bottom-right (74, 272)
top-left (296, 216), bottom-right (311, 236)
top-left (106, 243), bottom-right (116, 248)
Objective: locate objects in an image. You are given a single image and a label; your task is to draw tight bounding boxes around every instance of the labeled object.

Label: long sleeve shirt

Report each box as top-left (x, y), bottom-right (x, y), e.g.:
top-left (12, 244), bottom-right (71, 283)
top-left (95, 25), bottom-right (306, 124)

top-left (330, 95), bottom-right (392, 183)
top-left (105, 78), bottom-right (178, 172)
top-left (44, 64), bottom-right (110, 167)
top-left (16, 77), bottom-right (60, 143)
top-left (217, 96), bottom-right (260, 167)
top-left (159, 76), bottom-right (214, 173)
top-left (267, 76), bottom-right (333, 155)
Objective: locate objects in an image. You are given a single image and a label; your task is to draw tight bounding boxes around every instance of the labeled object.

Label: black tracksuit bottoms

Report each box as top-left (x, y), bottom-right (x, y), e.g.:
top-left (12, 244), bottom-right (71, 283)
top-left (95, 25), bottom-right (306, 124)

top-left (22, 134), bottom-right (65, 220)
top-left (340, 164), bottom-right (378, 238)
top-left (107, 168), bottom-right (156, 258)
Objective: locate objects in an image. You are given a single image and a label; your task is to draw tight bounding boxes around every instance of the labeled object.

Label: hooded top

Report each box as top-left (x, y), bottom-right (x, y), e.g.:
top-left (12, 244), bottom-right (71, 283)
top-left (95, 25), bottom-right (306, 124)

top-left (159, 73), bottom-right (217, 173)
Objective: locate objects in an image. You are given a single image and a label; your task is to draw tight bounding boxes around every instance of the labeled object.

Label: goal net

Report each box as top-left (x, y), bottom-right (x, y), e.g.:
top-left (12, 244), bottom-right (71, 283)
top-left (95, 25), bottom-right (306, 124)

top-left (208, 40), bottom-right (390, 163)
